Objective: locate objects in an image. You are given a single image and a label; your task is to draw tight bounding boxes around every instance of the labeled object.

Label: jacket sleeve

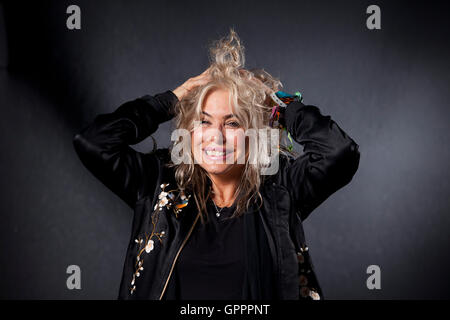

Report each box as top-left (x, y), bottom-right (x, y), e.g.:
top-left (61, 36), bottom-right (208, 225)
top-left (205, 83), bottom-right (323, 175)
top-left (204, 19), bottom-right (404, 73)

top-left (280, 101), bottom-right (360, 221)
top-left (72, 90), bottom-right (179, 209)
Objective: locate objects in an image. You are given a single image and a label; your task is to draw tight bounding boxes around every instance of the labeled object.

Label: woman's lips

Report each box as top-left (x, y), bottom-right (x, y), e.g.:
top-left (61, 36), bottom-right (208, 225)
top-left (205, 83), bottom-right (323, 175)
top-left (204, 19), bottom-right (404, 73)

top-left (203, 148), bottom-right (234, 162)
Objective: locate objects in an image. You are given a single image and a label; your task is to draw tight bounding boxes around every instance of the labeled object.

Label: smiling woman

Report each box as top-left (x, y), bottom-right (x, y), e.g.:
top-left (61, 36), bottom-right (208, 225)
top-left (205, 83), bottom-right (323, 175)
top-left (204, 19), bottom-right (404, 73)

top-left (170, 29), bottom-right (285, 224)
top-left (73, 27), bottom-right (360, 300)
top-left (194, 90), bottom-right (243, 165)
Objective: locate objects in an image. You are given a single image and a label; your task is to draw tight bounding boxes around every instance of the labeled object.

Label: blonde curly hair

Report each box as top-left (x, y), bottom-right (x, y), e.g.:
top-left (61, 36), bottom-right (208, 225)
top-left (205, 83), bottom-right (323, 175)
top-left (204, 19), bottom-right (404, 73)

top-left (168, 27), bottom-right (291, 224)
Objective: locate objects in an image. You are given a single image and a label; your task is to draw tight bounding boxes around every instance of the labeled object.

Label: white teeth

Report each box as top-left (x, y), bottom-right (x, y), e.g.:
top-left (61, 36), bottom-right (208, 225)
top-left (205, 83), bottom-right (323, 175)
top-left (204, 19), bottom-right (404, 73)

top-left (205, 150), bottom-right (225, 156)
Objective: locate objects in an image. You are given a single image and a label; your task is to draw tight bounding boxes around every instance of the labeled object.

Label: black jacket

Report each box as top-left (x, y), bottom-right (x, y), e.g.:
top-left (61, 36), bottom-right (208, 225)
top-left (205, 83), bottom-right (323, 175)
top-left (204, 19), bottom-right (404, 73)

top-left (73, 90), bottom-right (360, 300)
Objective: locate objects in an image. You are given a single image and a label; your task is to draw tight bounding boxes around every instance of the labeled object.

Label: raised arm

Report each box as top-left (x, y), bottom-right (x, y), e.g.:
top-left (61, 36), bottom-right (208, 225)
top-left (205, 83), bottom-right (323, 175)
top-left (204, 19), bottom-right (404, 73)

top-left (72, 91), bottom-right (179, 209)
top-left (73, 68), bottom-right (212, 209)
top-left (280, 100), bottom-right (360, 221)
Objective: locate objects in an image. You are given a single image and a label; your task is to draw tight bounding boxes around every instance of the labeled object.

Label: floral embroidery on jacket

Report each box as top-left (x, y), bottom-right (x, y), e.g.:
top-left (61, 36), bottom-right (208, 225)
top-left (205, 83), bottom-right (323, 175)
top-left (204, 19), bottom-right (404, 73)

top-left (129, 183), bottom-right (191, 295)
top-left (297, 244), bottom-right (321, 300)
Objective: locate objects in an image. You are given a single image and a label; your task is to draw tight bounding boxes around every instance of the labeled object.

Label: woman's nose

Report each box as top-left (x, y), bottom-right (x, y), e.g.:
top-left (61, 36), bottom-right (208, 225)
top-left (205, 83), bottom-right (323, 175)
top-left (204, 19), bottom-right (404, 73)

top-left (206, 125), bottom-right (226, 143)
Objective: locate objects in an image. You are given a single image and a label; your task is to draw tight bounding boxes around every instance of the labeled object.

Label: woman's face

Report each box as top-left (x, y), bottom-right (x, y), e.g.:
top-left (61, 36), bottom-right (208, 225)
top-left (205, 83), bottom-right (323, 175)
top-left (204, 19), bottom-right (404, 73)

top-left (191, 88), bottom-right (247, 176)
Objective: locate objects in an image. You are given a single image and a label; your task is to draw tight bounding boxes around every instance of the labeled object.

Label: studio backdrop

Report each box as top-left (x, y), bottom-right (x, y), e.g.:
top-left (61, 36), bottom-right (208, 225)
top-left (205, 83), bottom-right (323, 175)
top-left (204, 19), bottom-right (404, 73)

top-left (0, 0), bottom-right (449, 299)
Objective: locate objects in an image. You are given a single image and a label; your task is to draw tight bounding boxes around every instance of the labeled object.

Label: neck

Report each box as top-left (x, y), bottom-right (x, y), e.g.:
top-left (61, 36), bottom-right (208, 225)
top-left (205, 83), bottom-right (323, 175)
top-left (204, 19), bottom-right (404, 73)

top-left (209, 165), bottom-right (243, 207)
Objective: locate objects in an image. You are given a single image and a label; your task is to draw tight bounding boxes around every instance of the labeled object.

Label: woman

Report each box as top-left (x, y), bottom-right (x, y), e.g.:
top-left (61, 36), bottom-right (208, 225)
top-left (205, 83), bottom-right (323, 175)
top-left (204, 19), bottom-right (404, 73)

top-left (73, 29), bottom-right (360, 300)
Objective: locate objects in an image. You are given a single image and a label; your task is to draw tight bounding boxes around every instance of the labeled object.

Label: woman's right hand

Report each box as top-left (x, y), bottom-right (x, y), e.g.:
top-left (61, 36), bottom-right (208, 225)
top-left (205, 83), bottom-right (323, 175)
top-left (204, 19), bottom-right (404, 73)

top-left (172, 67), bottom-right (212, 100)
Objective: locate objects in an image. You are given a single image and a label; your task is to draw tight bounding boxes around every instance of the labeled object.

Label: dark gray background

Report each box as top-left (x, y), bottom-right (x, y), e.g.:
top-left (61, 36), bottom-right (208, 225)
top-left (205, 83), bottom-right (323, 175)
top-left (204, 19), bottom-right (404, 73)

top-left (0, 0), bottom-right (449, 299)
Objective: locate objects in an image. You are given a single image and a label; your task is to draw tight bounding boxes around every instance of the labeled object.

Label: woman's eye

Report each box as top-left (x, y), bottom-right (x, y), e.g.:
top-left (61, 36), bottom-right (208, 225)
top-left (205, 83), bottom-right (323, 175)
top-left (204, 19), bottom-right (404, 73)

top-left (226, 121), bottom-right (240, 127)
top-left (201, 120), bottom-right (210, 125)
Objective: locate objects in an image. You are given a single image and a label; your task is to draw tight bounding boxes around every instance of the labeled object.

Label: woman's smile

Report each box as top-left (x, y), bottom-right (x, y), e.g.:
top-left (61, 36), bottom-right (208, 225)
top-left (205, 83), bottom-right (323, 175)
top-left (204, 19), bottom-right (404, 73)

top-left (203, 146), bottom-right (234, 162)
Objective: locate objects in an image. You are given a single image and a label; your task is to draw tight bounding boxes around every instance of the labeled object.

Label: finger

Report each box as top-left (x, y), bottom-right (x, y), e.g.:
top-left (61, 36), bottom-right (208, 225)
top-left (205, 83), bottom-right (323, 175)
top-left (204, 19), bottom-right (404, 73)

top-left (186, 76), bottom-right (210, 89)
top-left (192, 71), bottom-right (210, 80)
top-left (200, 68), bottom-right (211, 76)
top-left (197, 73), bottom-right (212, 83)
top-left (191, 77), bottom-right (210, 86)
top-left (191, 72), bottom-right (210, 82)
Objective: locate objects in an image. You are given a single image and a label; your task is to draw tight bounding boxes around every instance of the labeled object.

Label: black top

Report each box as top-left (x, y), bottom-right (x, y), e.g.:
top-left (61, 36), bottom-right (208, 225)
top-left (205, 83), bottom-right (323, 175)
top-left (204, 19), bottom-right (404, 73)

top-left (164, 198), bottom-right (276, 300)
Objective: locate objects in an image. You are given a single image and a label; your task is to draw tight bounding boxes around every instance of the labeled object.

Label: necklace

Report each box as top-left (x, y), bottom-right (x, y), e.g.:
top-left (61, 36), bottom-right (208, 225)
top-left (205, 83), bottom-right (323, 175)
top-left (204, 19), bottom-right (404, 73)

top-left (212, 199), bottom-right (225, 218)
